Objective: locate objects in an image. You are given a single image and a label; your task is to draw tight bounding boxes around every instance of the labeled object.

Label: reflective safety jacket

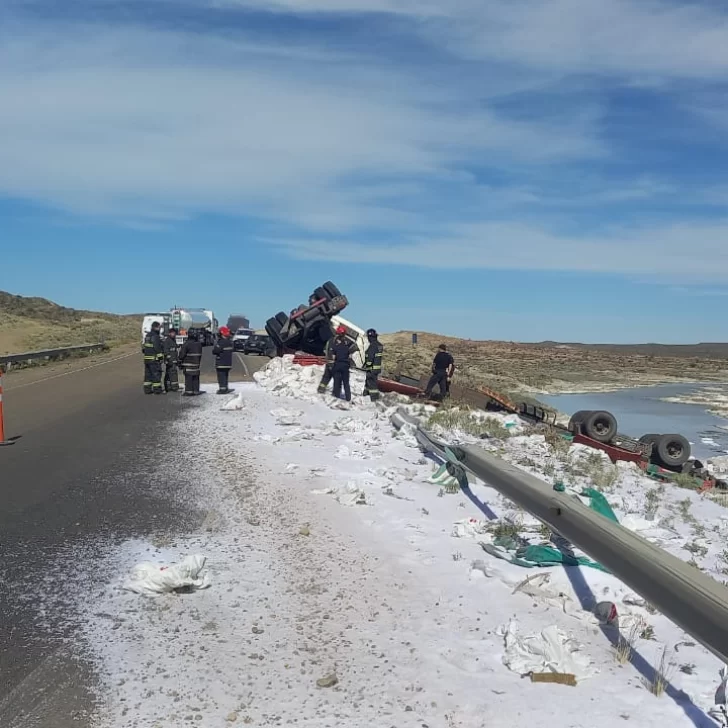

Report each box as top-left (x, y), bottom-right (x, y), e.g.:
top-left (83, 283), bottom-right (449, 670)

top-left (178, 340), bottom-right (203, 373)
top-left (364, 340), bottom-right (383, 372)
top-left (212, 336), bottom-right (234, 369)
top-left (143, 330), bottom-right (164, 361)
top-left (162, 336), bottom-right (179, 363)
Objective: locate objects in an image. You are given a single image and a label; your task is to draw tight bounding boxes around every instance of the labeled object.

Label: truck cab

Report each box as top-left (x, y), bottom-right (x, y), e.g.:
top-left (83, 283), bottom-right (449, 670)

top-left (330, 315), bottom-right (367, 369)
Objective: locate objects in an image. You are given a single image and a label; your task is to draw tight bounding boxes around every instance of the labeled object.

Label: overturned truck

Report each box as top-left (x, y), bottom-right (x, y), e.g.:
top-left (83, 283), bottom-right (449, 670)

top-left (264, 281), bottom-right (367, 367)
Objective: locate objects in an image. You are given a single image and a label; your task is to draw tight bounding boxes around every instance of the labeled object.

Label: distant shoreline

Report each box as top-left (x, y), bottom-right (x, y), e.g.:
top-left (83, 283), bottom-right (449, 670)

top-left (530, 376), bottom-right (728, 397)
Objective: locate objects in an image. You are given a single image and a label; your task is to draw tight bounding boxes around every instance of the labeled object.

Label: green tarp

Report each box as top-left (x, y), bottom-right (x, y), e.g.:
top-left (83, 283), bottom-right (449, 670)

top-left (479, 488), bottom-right (618, 573)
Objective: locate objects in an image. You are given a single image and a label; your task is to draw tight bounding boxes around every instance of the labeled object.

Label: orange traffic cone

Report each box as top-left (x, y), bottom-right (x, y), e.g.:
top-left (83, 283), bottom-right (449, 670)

top-left (0, 367), bottom-right (15, 446)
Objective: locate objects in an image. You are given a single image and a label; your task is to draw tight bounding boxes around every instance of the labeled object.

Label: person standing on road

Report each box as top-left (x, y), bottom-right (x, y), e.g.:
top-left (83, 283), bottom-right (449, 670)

top-left (162, 328), bottom-right (180, 393)
top-left (212, 326), bottom-right (234, 394)
top-left (331, 329), bottom-right (353, 402)
top-left (142, 321), bottom-right (165, 395)
top-left (179, 330), bottom-right (203, 396)
top-left (424, 343), bottom-right (455, 400)
top-left (362, 328), bottom-right (384, 401)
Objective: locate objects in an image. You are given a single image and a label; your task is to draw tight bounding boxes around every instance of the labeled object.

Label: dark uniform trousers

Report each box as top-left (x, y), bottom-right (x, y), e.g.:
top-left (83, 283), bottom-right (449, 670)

top-left (143, 332), bottom-right (164, 394)
top-left (330, 338), bottom-right (352, 401)
top-left (179, 340), bottom-right (203, 395)
top-left (332, 362), bottom-right (351, 401)
top-left (362, 340), bottom-right (384, 401)
top-left (317, 363), bottom-right (333, 393)
top-left (162, 337), bottom-right (180, 392)
top-left (425, 370), bottom-right (449, 398)
top-left (319, 336), bottom-right (357, 395)
top-left (212, 337), bottom-right (234, 392)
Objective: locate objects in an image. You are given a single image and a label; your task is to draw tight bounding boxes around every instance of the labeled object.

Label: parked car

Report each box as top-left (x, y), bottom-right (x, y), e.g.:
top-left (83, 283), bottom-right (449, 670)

top-left (232, 327), bottom-right (254, 351)
top-left (242, 334), bottom-right (273, 356)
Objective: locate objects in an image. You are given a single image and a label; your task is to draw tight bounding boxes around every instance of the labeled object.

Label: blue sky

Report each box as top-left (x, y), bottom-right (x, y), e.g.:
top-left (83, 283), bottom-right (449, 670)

top-left (2, 0), bottom-right (728, 343)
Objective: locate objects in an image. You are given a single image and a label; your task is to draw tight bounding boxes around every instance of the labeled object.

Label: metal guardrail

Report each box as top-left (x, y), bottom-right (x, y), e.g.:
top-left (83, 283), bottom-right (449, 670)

top-left (391, 407), bottom-right (728, 666)
top-left (0, 342), bottom-right (108, 369)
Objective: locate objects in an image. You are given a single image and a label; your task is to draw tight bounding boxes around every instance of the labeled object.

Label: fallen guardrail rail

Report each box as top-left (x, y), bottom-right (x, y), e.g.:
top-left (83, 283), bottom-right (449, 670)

top-left (391, 407), bottom-right (728, 666)
top-left (0, 342), bottom-right (108, 370)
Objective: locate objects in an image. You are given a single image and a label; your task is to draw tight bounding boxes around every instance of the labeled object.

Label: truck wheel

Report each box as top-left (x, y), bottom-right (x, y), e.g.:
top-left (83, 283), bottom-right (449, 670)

top-left (638, 433), bottom-right (661, 458)
top-left (567, 410), bottom-right (592, 435)
top-left (266, 317), bottom-right (284, 348)
top-left (275, 312), bottom-right (288, 327)
top-left (329, 295), bottom-right (348, 313)
top-left (322, 281), bottom-right (342, 299)
top-left (582, 410), bottom-right (618, 443)
top-left (639, 433), bottom-right (661, 445)
top-left (656, 434), bottom-right (690, 468)
top-left (313, 286), bottom-right (328, 302)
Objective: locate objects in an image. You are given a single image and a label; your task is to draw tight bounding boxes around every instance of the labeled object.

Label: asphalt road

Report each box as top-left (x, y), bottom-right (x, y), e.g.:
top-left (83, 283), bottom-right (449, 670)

top-left (0, 348), bottom-right (268, 727)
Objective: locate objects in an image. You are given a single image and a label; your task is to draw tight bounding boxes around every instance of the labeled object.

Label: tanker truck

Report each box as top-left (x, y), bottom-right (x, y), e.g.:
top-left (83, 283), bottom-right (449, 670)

top-left (170, 307), bottom-right (218, 346)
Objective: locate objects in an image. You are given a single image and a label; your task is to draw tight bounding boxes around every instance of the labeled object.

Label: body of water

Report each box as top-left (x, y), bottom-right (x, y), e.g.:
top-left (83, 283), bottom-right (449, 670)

top-left (539, 383), bottom-right (728, 461)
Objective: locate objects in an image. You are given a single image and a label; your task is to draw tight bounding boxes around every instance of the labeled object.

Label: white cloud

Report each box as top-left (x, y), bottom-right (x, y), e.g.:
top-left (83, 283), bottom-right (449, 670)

top-left (210, 0), bottom-right (449, 16)
top-left (273, 218), bottom-right (728, 281)
top-left (204, 0), bottom-right (728, 79)
top-left (0, 23), bottom-right (602, 223)
top-left (1, 4), bottom-right (728, 288)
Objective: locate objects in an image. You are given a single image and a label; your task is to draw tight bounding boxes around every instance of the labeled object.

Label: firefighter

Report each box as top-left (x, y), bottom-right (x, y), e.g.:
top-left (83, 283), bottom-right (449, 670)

top-left (318, 325), bottom-right (357, 394)
top-left (142, 321), bottom-right (165, 395)
top-left (331, 328), bottom-right (353, 402)
top-left (179, 330), bottom-right (203, 396)
top-left (362, 328), bottom-right (383, 401)
top-left (424, 343), bottom-right (455, 400)
top-left (162, 328), bottom-right (180, 392)
top-left (212, 326), bottom-right (234, 394)
top-left (317, 325), bottom-right (343, 394)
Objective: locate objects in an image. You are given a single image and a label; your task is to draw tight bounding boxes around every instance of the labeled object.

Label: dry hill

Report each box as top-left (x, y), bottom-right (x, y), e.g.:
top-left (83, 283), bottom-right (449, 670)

top-left (0, 291), bottom-right (141, 355)
top-left (380, 331), bottom-right (728, 395)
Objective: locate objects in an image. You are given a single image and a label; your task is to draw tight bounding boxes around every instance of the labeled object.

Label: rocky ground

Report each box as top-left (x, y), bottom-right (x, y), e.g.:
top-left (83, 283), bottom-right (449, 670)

top-left (380, 332), bottom-right (728, 396)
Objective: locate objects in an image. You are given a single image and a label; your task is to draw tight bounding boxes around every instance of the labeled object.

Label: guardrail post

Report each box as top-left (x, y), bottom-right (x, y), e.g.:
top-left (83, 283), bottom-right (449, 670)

top-left (0, 366), bottom-right (15, 447)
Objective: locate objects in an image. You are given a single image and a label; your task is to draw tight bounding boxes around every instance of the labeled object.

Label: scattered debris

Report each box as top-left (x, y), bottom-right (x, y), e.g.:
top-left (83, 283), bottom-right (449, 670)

top-left (498, 619), bottom-right (595, 682)
top-left (316, 673), bottom-right (339, 688)
top-left (122, 555), bottom-right (210, 596)
top-left (526, 671), bottom-right (577, 687)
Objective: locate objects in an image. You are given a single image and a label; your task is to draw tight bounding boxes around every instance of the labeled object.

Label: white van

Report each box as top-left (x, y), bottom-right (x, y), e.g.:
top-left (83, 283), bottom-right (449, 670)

top-left (141, 313), bottom-right (170, 344)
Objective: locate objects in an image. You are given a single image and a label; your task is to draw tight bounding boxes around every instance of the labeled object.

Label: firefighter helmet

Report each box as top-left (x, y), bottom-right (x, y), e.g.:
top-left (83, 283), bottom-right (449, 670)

top-left (366, 328), bottom-right (377, 338)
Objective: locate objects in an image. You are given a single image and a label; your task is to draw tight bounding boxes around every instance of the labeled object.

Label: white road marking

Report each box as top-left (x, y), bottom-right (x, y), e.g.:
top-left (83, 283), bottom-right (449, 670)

top-left (236, 353), bottom-right (250, 378)
top-left (6, 352), bottom-right (138, 391)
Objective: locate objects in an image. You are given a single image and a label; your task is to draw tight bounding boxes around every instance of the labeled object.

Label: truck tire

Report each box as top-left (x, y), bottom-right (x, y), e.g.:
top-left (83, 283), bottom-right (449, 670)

top-left (656, 434), bottom-right (690, 468)
top-left (639, 433), bottom-right (661, 445)
top-left (312, 286), bottom-right (328, 302)
top-left (275, 312), bottom-right (288, 327)
top-left (322, 281), bottom-right (342, 299)
top-left (266, 317), bottom-right (284, 348)
top-left (300, 306), bottom-right (325, 325)
top-left (567, 410), bottom-right (592, 435)
top-left (329, 295), bottom-right (348, 314)
top-left (582, 410), bottom-right (618, 443)
top-left (638, 433), bottom-right (661, 457)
